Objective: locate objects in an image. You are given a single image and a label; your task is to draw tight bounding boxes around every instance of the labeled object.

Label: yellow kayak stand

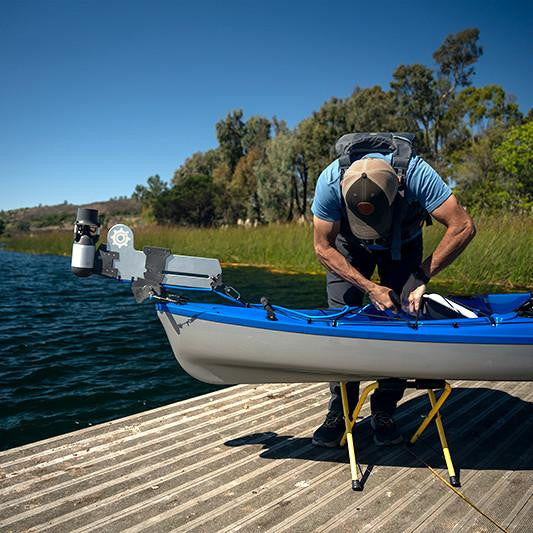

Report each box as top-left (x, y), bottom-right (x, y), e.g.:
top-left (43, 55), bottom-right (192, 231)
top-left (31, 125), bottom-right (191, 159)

top-left (339, 379), bottom-right (459, 491)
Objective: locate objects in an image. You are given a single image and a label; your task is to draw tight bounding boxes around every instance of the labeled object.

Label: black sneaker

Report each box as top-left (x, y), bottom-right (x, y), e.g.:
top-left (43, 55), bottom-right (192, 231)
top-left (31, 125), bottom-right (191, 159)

top-left (371, 412), bottom-right (403, 446)
top-left (312, 412), bottom-right (346, 448)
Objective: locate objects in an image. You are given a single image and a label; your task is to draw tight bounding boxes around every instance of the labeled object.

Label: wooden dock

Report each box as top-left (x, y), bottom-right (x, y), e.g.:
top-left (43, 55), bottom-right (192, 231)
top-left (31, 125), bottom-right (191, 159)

top-left (1, 380), bottom-right (532, 532)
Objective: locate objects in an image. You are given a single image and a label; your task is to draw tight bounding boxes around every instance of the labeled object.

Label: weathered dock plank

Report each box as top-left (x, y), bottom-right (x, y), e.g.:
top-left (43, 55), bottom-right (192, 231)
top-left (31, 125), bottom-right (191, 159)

top-left (1, 381), bottom-right (532, 532)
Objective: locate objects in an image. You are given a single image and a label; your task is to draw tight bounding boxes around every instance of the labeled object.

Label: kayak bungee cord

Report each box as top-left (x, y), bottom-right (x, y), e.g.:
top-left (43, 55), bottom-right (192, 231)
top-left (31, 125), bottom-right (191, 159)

top-left (150, 283), bottom-right (509, 329)
top-left (269, 304), bottom-right (358, 322)
top-left (155, 283), bottom-right (247, 306)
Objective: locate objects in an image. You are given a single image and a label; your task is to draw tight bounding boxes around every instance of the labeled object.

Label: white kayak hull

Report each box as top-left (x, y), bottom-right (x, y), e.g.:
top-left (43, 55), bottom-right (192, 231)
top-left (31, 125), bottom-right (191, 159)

top-left (157, 310), bottom-right (533, 384)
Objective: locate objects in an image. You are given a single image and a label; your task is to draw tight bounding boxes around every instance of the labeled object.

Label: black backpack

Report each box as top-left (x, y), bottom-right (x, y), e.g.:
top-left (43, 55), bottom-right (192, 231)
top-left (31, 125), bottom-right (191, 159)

top-left (335, 132), bottom-right (415, 181)
top-left (334, 132), bottom-right (429, 260)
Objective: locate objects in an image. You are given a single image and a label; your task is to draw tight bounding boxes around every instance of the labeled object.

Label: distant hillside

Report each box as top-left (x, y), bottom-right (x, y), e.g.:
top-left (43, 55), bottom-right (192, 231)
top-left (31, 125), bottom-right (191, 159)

top-left (0, 197), bottom-right (142, 234)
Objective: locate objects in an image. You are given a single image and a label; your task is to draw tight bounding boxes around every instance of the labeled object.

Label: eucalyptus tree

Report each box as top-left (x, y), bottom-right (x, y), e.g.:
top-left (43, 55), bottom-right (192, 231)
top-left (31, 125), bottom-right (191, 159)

top-left (391, 64), bottom-right (438, 156)
top-left (242, 116), bottom-right (271, 154)
top-left (216, 109), bottom-right (246, 173)
top-left (391, 28), bottom-right (484, 162)
top-left (231, 148), bottom-right (263, 221)
top-left (172, 149), bottom-right (221, 186)
top-left (345, 86), bottom-right (415, 134)
top-left (132, 174), bottom-right (169, 216)
top-left (256, 131), bottom-right (298, 222)
top-left (457, 85), bottom-right (522, 133)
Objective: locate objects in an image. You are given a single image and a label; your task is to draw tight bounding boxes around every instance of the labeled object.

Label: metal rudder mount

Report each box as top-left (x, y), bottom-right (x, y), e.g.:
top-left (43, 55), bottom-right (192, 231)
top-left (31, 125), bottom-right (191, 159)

top-left (339, 379), bottom-right (459, 491)
top-left (95, 223), bottom-right (221, 302)
top-left (71, 210), bottom-right (246, 307)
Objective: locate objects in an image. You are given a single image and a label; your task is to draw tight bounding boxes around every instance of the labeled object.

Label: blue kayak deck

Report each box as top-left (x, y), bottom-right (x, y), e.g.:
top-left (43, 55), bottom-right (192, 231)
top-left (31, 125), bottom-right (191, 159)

top-left (157, 296), bottom-right (533, 344)
top-left (1, 380), bottom-right (532, 532)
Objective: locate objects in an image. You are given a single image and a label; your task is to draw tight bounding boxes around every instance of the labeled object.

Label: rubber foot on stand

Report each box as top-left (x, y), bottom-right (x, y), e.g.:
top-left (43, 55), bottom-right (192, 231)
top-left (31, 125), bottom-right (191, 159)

top-left (450, 475), bottom-right (461, 487)
top-left (352, 479), bottom-right (363, 491)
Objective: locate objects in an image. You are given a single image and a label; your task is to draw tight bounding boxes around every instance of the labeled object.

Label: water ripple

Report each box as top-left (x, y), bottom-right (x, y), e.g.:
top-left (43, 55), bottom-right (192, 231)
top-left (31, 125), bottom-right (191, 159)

top-left (0, 250), bottom-right (221, 450)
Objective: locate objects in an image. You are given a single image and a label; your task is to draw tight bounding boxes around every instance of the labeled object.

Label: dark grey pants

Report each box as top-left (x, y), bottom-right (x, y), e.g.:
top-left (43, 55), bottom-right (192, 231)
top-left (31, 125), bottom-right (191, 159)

top-left (327, 235), bottom-right (423, 416)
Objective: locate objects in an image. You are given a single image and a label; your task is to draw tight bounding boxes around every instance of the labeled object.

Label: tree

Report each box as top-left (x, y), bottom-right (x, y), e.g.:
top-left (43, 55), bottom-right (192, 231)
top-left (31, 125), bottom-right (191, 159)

top-left (215, 109), bottom-right (246, 173)
top-left (135, 27), bottom-right (529, 221)
top-left (433, 28), bottom-right (484, 160)
top-left (295, 97), bottom-right (348, 195)
top-left (444, 85), bottom-right (522, 170)
top-left (227, 149), bottom-right (263, 221)
top-left (391, 64), bottom-right (438, 155)
top-left (391, 28), bottom-right (484, 163)
top-left (153, 174), bottom-right (220, 226)
top-left (452, 127), bottom-right (509, 211)
top-left (172, 149), bottom-right (221, 185)
top-left (458, 85), bottom-right (522, 132)
top-left (345, 86), bottom-right (415, 134)
top-left (209, 160), bottom-right (236, 223)
top-left (433, 28), bottom-right (483, 92)
top-left (494, 121), bottom-right (533, 207)
top-left (452, 122), bottom-right (533, 212)
top-left (272, 116), bottom-right (289, 136)
top-left (242, 116), bottom-right (271, 154)
top-left (132, 175), bottom-right (168, 211)
top-left (256, 132), bottom-right (297, 222)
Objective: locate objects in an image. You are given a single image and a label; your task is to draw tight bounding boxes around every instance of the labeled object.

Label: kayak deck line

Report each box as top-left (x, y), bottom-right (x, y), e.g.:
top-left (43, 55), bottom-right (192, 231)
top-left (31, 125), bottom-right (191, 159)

top-left (1, 381), bottom-right (532, 532)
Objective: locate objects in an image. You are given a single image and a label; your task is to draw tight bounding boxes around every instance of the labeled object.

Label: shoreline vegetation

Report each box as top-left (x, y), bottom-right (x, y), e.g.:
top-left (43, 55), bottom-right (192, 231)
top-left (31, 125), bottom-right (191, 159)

top-left (2, 214), bottom-right (531, 295)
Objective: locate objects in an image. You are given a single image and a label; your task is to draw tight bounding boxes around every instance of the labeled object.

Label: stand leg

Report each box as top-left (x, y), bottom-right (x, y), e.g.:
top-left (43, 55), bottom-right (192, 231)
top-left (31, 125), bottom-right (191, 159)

top-left (409, 383), bottom-right (452, 445)
top-left (340, 382), bottom-right (379, 446)
top-left (340, 382), bottom-right (362, 491)
top-left (409, 383), bottom-right (460, 487)
top-left (428, 389), bottom-right (460, 487)
top-left (340, 382), bottom-right (379, 491)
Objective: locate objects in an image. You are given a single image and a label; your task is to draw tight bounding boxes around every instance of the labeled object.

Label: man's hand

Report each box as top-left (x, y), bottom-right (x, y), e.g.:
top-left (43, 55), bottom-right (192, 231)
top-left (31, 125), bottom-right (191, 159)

top-left (401, 275), bottom-right (426, 315)
top-left (368, 284), bottom-right (400, 313)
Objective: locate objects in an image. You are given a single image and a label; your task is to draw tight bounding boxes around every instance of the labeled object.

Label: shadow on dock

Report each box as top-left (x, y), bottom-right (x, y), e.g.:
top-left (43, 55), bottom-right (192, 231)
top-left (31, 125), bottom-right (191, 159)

top-left (225, 387), bottom-right (533, 473)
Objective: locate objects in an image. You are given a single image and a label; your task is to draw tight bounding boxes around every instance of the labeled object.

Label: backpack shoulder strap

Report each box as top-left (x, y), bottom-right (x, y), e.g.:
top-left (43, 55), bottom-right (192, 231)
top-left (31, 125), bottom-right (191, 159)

top-left (338, 153), bottom-right (352, 176)
top-left (390, 193), bottom-right (408, 261)
top-left (391, 134), bottom-right (415, 182)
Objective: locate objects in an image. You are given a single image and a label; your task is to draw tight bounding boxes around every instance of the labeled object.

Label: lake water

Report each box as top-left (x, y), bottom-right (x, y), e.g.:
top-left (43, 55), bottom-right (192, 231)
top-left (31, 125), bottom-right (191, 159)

top-left (0, 250), bottom-right (327, 450)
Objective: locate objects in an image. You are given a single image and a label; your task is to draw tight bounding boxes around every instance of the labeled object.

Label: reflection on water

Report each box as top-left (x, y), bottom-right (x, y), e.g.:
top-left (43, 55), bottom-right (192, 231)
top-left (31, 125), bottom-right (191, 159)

top-left (0, 250), bottom-right (328, 450)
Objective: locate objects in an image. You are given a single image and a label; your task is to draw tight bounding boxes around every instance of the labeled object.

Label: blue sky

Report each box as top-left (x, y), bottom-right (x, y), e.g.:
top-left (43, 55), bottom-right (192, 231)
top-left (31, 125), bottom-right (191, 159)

top-left (1, 0), bottom-right (532, 210)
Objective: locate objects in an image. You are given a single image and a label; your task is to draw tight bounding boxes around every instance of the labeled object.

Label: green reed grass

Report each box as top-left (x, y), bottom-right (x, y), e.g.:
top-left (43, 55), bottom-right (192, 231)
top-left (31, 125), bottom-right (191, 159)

top-left (2, 230), bottom-right (74, 256)
top-left (2, 214), bottom-right (531, 294)
top-left (421, 214), bottom-right (532, 292)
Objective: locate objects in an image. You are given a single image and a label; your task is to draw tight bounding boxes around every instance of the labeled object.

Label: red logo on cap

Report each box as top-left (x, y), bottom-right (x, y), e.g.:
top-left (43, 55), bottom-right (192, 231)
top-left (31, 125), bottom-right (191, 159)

top-left (356, 202), bottom-right (375, 215)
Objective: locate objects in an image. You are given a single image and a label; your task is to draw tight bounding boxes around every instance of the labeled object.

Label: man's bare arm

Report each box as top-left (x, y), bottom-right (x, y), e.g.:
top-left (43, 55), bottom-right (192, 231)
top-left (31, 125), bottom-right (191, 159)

top-left (421, 194), bottom-right (476, 278)
top-left (401, 194), bottom-right (476, 314)
top-left (313, 216), bottom-right (398, 311)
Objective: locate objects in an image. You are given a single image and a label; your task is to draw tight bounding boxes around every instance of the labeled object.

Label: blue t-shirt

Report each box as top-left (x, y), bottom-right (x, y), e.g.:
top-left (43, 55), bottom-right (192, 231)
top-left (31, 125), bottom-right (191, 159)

top-left (311, 153), bottom-right (452, 224)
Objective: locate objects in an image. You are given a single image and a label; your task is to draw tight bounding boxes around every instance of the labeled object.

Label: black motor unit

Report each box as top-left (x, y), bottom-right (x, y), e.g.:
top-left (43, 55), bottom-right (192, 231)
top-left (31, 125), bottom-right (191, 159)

top-left (71, 208), bottom-right (101, 277)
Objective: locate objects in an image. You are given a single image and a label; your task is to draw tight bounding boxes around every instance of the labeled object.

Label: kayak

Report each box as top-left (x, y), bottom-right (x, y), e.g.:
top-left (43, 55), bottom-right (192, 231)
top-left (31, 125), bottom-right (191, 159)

top-left (156, 293), bottom-right (533, 385)
top-left (69, 216), bottom-right (533, 385)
